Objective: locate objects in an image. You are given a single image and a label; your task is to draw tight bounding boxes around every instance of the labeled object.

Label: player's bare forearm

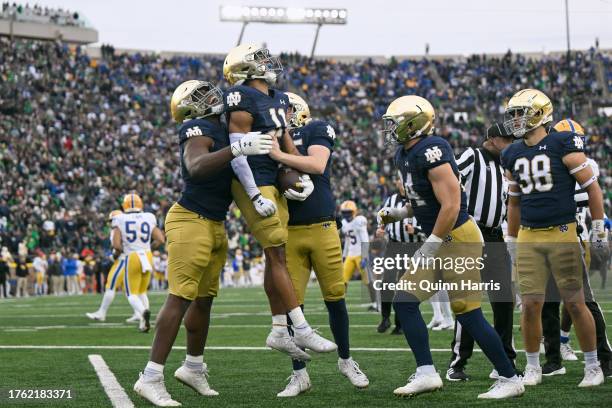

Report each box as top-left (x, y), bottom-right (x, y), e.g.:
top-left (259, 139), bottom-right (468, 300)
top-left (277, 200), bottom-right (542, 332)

top-left (271, 142), bottom-right (329, 175)
top-left (506, 196), bottom-right (521, 237)
top-left (431, 203), bottom-right (459, 238)
top-left (184, 136), bottom-right (234, 182)
top-left (586, 181), bottom-right (605, 221)
top-left (429, 164), bottom-right (460, 238)
top-left (112, 228), bottom-right (123, 252)
top-left (151, 227), bottom-right (165, 250)
top-left (280, 130), bottom-right (300, 155)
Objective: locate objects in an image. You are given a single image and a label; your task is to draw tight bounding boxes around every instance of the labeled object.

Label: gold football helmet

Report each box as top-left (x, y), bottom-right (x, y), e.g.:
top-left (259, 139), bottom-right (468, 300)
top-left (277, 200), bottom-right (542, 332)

top-left (503, 88), bottom-right (553, 138)
top-left (122, 193), bottom-right (143, 213)
top-left (170, 80), bottom-right (224, 123)
top-left (285, 92), bottom-right (311, 128)
top-left (382, 95), bottom-right (435, 144)
top-left (553, 118), bottom-right (584, 136)
top-left (108, 210), bottom-right (122, 222)
top-left (223, 43), bottom-right (283, 86)
top-left (340, 200), bottom-right (358, 219)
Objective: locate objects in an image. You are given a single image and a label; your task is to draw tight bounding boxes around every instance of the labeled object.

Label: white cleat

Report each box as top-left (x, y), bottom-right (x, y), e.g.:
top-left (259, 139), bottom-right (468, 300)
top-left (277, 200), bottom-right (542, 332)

top-left (293, 327), bottom-right (337, 353)
top-left (578, 365), bottom-right (604, 388)
top-left (489, 369), bottom-right (499, 380)
top-left (266, 330), bottom-right (311, 361)
top-left (277, 370), bottom-right (312, 397)
top-left (85, 311), bottom-right (105, 322)
top-left (426, 319), bottom-right (442, 330)
top-left (560, 343), bottom-right (578, 361)
top-left (432, 319), bottom-right (454, 331)
top-left (126, 314), bottom-right (140, 323)
top-left (478, 376), bottom-right (525, 399)
top-left (174, 364), bottom-right (218, 396)
top-left (393, 372), bottom-right (443, 397)
top-left (521, 365), bottom-right (542, 386)
top-left (134, 373), bottom-right (181, 407)
top-left (338, 357), bottom-right (369, 388)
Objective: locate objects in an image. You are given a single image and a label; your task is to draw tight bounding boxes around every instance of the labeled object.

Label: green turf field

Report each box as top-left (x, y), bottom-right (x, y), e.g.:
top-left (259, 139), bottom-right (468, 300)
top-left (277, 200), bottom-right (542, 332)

top-left (1, 283), bottom-right (611, 407)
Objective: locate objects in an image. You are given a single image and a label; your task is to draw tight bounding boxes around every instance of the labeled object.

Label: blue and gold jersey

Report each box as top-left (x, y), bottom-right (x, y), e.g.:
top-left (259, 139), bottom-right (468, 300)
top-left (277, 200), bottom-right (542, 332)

top-left (177, 118), bottom-right (233, 221)
top-left (501, 130), bottom-right (584, 228)
top-left (287, 120), bottom-right (336, 225)
top-left (394, 136), bottom-right (469, 235)
top-left (224, 85), bottom-right (290, 186)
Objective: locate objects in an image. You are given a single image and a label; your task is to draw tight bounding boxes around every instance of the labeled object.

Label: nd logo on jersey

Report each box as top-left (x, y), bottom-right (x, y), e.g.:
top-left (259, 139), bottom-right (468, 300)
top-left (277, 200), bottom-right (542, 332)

top-left (185, 126), bottom-right (202, 138)
top-left (226, 92), bottom-right (241, 107)
top-left (424, 146), bottom-right (443, 163)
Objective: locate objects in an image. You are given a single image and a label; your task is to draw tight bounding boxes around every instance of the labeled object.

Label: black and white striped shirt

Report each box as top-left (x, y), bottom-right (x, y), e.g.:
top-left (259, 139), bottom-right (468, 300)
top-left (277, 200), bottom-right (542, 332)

top-left (380, 193), bottom-right (425, 243)
top-left (455, 147), bottom-right (508, 229)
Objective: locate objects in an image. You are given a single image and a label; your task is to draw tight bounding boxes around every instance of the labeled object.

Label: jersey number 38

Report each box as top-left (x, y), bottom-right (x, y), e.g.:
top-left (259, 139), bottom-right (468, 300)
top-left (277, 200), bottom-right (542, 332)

top-left (515, 154), bottom-right (553, 194)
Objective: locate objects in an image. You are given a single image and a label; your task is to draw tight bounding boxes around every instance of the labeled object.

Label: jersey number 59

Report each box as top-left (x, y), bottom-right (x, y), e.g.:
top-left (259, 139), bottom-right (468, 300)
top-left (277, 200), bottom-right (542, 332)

top-left (125, 221), bottom-right (151, 243)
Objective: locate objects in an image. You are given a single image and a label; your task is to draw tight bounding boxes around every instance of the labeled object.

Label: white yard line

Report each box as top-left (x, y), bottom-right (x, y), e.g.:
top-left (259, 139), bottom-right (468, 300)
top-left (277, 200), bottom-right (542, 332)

top-left (88, 354), bottom-right (135, 408)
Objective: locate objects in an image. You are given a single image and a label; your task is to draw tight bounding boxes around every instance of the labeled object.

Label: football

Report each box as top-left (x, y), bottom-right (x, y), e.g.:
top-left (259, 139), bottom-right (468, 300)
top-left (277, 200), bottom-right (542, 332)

top-left (277, 166), bottom-right (304, 194)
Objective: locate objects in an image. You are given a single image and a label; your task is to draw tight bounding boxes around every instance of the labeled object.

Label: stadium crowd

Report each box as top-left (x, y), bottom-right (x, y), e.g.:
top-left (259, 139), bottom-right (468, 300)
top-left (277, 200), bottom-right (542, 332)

top-left (0, 36), bottom-right (609, 295)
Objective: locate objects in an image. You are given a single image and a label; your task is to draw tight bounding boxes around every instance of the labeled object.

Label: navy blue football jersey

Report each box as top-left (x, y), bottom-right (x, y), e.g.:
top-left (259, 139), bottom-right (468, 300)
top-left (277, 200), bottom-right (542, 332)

top-left (224, 85), bottom-right (290, 186)
top-left (287, 120), bottom-right (336, 225)
top-left (394, 136), bottom-right (470, 235)
top-left (501, 130), bottom-right (584, 228)
top-left (177, 118), bottom-right (233, 221)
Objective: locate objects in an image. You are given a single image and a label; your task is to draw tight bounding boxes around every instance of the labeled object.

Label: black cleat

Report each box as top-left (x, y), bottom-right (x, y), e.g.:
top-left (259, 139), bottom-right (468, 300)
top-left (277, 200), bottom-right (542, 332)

top-left (601, 360), bottom-right (612, 378)
top-left (140, 309), bottom-right (151, 333)
top-left (542, 361), bottom-right (566, 376)
top-left (390, 326), bottom-right (403, 335)
top-left (446, 367), bottom-right (469, 382)
top-left (377, 318), bottom-right (391, 333)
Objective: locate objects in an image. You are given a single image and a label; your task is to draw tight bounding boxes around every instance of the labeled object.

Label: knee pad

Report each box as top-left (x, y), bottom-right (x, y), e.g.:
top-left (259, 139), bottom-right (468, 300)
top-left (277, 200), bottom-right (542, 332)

top-left (323, 282), bottom-right (346, 302)
top-left (265, 228), bottom-right (287, 248)
top-left (451, 299), bottom-right (480, 315)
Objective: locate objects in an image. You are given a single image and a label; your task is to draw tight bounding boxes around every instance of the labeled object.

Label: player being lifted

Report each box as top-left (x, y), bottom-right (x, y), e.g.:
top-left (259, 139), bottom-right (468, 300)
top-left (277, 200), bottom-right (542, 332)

top-left (223, 44), bottom-right (336, 358)
top-left (378, 95), bottom-right (524, 399)
top-left (268, 92), bottom-right (369, 396)
top-left (502, 89), bottom-right (607, 387)
top-left (113, 193), bottom-right (165, 333)
top-left (135, 80), bottom-right (274, 406)
top-left (340, 200), bottom-right (376, 309)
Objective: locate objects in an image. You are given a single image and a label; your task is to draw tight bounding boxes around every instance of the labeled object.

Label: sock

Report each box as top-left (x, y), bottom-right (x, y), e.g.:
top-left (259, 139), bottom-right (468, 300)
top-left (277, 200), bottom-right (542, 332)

top-left (294, 368), bottom-right (307, 376)
top-left (430, 293), bottom-right (443, 322)
top-left (99, 289), bottom-right (115, 315)
top-left (139, 293), bottom-right (150, 310)
top-left (184, 354), bottom-right (203, 372)
top-left (456, 308), bottom-right (515, 378)
top-left (272, 314), bottom-right (288, 334)
top-left (325, 299), bottom-right (350, 359)
top-left (416, 365), bottom-right (436, 375)
top-left (560, 330), bottom-right (570, 344)
top-left (584, 350), bottom-right (598, 367)
top-left (526, 352), bottom-right (540, 368)
top-left (143, 361), bottom-right (163, 380)
top-left (128, 294), bottom-right (145, 316)
top-left (288, 307), bottom-right (308, 329)
top-left (393, 293), bottom-right (433, 367)
top-left (439, 291), bottom-right (453, 321)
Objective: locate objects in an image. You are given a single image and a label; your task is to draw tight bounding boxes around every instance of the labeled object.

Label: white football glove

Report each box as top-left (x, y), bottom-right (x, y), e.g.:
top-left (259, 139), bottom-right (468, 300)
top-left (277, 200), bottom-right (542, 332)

top-left (251, 193), bottom-right (277, 217)
top-left (410, 234), bottom-right (443, 272)
top-left (505, 236), bottom-right (517, 267)
top-left (377, 206), bottom-right (410, 226)
top-left (284, 175), bottom-right (314, 201)
top-left (231, 132), bottom-right (273, 157)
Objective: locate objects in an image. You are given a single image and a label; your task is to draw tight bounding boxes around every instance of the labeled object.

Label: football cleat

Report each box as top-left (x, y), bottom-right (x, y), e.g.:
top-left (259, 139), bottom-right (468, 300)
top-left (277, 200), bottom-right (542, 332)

top-left (277, 370), bottom-right (311, 397)
top-left (377, 317), bottom-right (391, 333)
top-left (338, 358), bottom-right (369, 388)
top-left (432, 319), bottom-right (454, 331)
top-left (560, 343), bottom-right (578, 361)
top-left (542, 362), bottom-right (566, 376)
top-left (134, 373), bottom-right (181, 407)
top-left (489, 369), bottom-right (499, 380)
top-left (578, 365), bottom-right (604, 388)
top-left (174, 364), bottom-right (218, 396)
top-left (293, 328), bottom-right (337, 353)
top-left (478, 376), bottom-right (525, 399)
top-left (85, 311), bottom-right (105, 322)
top-left (266, 330), bottom-right (311, 361)
top-left (393, 372), bottom-right (443, 397)
top-left (446, 367), bottom-right (469, 382)
top-left (126, 313), bottom-right (140, 323)
top-left (390, 326), bottom-right (403, 335)
top-left (426, 319), bottom-right (442, 330)
top-left (601, 360), bottom-right (612, 378)
top-left (521, 365), bottom-right (542, 386)
top-left (139, 310), bottom-right (151, 333)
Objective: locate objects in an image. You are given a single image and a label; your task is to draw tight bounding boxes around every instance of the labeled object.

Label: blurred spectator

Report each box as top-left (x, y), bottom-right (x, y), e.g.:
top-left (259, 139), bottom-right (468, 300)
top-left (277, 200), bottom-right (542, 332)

top-left (62, 253), bottom-right (79, 295)
top-left (47, 252), bottom-right (62, 295)
top-left (0, 255), bottom-right (8, 298)
top-left (15, 254), bottom-right (32, 297)
top-left (32, 250), bottom-right (47, 295)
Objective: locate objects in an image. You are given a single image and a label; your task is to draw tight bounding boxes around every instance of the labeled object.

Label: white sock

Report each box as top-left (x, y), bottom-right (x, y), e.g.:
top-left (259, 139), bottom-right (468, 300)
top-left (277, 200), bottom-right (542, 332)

top-left (143, 361), bottom-right (164, 380)
top-left (584, 350), bottom-right (598, 367)
top-left (288, 307), bottom-right (308, 329)
top-left (526, 352), bottom-right (540, 367)
top-left (139, 293), bottom-right (149, 310)
top-left (430, 294), bottom-right (443, 321)
top-left (128, 294), bottom-right (145, 316)
top-left (99, 289), bottom-right (115, 315)
top-left (184, 354), bottom-right (203, 372)
top-left (294, 368), bottom-right (307, 376)
top-left (560, 330), bottom-right (570, 338)
top-left (416, 365), bottom-right (436, 375)
top-left (272, 314), bottom-right (287, 334)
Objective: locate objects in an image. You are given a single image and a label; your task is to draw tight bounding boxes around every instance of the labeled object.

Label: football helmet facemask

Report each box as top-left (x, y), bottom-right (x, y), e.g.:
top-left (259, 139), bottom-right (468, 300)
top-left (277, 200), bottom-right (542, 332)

top-left (224, 43), bottom-right (283, 86)
top-left (170, 80), bottom-right (224, 123)
top-left (382, 95), bottom-right (435, 144)
top-left (503, 88), bottom-right (553, 138)
top-left (285, 92), bottom-right (311, 128)
top-left (340, 200), bottom-right (357, 220)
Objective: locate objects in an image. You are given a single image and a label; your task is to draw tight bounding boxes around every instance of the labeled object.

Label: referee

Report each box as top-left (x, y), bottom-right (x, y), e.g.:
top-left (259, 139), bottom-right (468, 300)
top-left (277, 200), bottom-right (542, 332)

top-left (446, 123), bottom-right (518, 381)
top-left (375, 178), bottom-right (425, 334)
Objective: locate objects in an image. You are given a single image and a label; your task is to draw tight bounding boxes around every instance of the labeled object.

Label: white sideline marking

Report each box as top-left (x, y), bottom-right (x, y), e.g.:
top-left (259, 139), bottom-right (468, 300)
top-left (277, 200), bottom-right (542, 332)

top-left (88, 354), bottom-right (135, 408)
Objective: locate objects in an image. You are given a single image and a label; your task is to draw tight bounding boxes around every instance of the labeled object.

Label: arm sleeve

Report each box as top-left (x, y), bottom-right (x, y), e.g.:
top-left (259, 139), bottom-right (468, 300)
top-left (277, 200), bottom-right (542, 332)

top-left (229, 133), bottom-right (260, 199)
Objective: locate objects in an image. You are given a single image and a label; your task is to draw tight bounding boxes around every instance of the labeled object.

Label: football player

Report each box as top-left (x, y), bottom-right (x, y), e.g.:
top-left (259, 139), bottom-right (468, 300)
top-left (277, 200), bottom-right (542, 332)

top-left (340, 200), bottom-right (376, 308)
top-left (379, 95), bottom-right (523, 399)
top-left (223, 44), bottom-right (336, 359)
top-left (268, 92), bottom-right (369, 396)
top-left (502, 89), bottom-right (606, 387)
top-left (86, 209), bottom-right (127, 322)
top-left (113, 193), bottom-right (164, 333)
top-left (134, 80), bottom-right (274, 407)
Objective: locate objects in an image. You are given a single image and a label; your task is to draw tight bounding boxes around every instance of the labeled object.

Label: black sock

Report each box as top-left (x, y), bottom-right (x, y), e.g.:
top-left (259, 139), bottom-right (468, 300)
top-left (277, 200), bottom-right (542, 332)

top-left (325, 299), bottom-right (350, 359)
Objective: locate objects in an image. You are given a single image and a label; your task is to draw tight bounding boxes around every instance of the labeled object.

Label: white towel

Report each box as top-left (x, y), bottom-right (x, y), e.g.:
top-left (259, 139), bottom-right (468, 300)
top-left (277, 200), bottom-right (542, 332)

top-left (136, 251), bottom-right (153, 273)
